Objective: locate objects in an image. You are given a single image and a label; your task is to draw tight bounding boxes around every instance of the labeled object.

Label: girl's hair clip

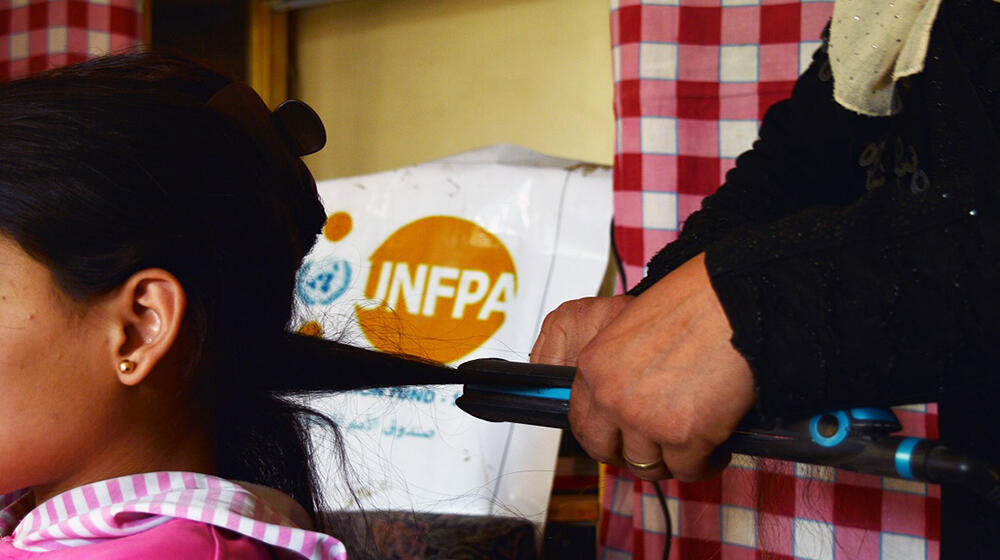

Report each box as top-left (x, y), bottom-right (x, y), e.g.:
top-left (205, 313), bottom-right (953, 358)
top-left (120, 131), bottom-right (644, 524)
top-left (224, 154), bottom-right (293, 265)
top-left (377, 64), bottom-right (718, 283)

top-left (206, 82), bottom-right (326, 158)
top-left (273, 99), bottom-right (326, 157)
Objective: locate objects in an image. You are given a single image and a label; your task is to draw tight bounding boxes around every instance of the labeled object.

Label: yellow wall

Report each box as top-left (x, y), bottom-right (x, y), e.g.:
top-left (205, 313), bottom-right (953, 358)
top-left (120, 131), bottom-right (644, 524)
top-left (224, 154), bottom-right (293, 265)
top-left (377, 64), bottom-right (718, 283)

top-left (293, 0), bottom-right (613, 180)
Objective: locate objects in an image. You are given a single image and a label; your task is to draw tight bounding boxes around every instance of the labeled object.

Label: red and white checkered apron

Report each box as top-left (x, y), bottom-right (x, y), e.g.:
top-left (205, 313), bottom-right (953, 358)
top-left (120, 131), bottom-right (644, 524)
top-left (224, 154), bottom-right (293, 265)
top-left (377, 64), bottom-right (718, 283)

top-left (605, 1), bottom-right (941, 559)
top-left (0, 0), bottom-right (143, 82)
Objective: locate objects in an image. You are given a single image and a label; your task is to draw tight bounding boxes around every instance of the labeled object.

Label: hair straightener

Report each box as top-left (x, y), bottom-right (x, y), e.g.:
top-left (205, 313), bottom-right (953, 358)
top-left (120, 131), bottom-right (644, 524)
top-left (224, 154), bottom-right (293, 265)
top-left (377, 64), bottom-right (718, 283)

top-left (454, 358), bottom-right (1000, 507)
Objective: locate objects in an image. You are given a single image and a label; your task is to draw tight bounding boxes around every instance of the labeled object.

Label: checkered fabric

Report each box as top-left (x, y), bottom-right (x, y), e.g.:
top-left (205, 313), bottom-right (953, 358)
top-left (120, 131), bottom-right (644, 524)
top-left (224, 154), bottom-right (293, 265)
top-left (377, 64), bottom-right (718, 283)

top-left (0, 0), bottom-right (144, 82)
top-left (605, 1), bottom-right (942, 559)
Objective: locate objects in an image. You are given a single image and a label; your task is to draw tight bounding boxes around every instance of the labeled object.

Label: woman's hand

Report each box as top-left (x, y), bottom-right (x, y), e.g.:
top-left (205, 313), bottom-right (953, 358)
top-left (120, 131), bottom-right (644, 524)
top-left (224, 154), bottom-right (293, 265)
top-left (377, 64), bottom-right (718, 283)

top-left (530, 295), bottom-right (634, 366)
top-left (568, 253), bottom-right (757, 482)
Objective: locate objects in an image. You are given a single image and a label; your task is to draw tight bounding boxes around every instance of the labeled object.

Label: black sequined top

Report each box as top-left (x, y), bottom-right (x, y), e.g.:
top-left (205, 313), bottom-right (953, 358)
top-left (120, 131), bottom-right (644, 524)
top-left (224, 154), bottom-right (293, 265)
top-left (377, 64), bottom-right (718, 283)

top-left (629, 0), bottom-right (1000, 554)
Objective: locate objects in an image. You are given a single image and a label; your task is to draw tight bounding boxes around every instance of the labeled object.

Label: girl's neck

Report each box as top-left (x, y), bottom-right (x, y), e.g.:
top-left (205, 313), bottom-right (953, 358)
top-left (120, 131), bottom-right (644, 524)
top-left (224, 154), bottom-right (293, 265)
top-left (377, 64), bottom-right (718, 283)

top-left (30, 410), bottom-right (217, 506)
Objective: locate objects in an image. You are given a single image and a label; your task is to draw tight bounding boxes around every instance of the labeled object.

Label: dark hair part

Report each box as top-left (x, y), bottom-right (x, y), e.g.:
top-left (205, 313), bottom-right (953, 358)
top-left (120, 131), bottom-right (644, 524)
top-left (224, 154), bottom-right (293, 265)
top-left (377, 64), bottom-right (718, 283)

top-left (0, 52), bottom-right (457, 530)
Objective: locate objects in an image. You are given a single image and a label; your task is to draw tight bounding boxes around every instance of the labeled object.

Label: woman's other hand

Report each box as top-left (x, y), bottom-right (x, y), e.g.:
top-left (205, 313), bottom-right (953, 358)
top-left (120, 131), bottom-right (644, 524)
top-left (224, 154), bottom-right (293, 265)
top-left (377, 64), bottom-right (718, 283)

top-left (530, 295), bottom-right (634, 366)
top-left (570, 253), bottom-right (757, 482)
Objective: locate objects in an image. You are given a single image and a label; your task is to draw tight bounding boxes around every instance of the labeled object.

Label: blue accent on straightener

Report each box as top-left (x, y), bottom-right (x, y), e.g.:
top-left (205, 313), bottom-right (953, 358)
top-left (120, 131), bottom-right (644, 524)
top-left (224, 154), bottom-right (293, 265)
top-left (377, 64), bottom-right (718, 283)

top-left (809, 410), bottom-right (851, 447)
top-left (895, 437), bottom-right (921, 480)
top-left (467, 385), bottom-right (571, 401)
top-left (848, 408), bottom-right (898, 422)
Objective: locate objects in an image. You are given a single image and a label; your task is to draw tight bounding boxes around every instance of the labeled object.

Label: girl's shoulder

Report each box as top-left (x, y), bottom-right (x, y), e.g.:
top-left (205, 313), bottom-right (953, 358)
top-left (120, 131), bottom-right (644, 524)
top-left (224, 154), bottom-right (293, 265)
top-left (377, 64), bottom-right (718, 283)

top-left (0, 519), bottom-right (276, 560)
top-left (1, 473), bottom-right (346, 560)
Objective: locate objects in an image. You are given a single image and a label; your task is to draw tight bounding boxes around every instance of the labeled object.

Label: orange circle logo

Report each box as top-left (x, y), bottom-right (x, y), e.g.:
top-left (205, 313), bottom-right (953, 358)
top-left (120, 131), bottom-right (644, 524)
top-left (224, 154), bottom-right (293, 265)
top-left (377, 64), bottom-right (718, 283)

top-left (323, 211), bottom-right (353, 242)
top-left (355, 216), bottom-right (517, 364)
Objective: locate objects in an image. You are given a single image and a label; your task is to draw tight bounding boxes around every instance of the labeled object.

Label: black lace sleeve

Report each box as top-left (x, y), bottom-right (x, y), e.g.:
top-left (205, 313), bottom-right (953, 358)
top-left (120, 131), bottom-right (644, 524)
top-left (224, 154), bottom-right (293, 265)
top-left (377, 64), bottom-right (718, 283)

top-left (630, 26), bottom-right (869, 294)
top-left (706, 175), bottom-right (1000, 420)
top-left (703, 10), bottom-right (1000, 420)
top-left (629, 1), bottom-right (1000, 422)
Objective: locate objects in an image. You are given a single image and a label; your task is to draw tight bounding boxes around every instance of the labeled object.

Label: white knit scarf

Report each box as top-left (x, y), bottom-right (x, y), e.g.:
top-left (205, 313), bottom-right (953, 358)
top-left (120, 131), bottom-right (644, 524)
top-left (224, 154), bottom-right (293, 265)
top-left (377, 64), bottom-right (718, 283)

top-left (828, 0), bottom-right (996, 116)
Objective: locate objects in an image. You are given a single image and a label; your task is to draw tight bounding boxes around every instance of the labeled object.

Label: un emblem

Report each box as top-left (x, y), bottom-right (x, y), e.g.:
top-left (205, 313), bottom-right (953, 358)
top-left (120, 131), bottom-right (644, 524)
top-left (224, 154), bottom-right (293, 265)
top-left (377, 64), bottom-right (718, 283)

top-left (297, 256), bottom-right (352, 306)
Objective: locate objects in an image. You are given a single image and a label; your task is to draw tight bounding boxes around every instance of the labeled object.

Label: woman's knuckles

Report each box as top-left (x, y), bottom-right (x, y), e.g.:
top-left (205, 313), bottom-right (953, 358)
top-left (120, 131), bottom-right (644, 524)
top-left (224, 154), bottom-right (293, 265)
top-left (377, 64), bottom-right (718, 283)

top-left (588, 381), bottom-right (626, 419)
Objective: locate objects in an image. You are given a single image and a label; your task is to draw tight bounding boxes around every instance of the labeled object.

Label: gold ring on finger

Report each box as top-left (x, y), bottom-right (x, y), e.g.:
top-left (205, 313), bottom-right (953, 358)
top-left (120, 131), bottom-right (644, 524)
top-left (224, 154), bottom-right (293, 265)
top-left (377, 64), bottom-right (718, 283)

top-left (622, 452), bottom-right (664, 471)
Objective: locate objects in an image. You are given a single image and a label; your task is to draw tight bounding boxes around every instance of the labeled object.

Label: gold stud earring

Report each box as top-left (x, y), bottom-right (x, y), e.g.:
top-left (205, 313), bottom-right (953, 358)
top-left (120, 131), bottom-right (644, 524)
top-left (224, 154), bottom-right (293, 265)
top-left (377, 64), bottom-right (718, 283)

top-left (118, 359), bottom-right (137, 374)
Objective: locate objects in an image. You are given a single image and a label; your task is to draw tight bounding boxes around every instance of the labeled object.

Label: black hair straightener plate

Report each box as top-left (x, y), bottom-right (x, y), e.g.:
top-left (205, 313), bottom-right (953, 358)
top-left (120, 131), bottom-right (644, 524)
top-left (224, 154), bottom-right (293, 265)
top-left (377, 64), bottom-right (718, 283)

top-left (455, 358), bottom-right (1000, 507)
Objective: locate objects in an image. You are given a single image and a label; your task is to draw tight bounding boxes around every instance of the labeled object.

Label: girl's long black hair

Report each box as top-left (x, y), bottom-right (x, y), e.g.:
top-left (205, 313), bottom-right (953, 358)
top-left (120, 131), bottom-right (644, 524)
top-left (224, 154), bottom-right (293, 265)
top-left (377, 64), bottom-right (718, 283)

top-left (0, 52), bottom-right (457, 533)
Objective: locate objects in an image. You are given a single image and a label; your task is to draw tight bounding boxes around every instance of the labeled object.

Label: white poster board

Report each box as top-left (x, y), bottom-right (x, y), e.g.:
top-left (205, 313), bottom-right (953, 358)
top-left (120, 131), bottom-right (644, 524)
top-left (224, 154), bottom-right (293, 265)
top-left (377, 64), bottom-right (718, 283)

top-left (295, 145), bottom-right (611, 524)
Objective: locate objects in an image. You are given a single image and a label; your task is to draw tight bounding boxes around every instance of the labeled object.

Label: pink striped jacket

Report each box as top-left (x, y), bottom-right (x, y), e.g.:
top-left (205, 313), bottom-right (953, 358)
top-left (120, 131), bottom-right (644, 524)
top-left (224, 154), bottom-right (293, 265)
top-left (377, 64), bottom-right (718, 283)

top-left (0, 472), bottom-right (347, 559)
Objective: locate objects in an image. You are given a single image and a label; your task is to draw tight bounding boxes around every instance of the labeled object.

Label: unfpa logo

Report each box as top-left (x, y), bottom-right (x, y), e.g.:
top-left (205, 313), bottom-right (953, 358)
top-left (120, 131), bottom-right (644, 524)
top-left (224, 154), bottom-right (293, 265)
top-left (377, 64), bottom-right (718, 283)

top-left (356, 216), bottom-right (516, 363)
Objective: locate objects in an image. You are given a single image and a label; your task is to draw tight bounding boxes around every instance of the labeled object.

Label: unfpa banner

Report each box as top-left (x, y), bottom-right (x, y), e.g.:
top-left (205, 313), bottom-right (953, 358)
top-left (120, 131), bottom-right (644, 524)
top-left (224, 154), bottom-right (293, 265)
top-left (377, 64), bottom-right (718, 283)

top-left (296, 145), bottom-right (612, 523)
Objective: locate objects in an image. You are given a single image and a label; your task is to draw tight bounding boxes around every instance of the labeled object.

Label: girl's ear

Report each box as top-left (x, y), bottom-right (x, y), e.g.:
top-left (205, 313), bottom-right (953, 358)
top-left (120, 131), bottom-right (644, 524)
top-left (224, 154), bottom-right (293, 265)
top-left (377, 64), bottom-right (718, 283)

top-left (106, 269), bottom-right (187, 386)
